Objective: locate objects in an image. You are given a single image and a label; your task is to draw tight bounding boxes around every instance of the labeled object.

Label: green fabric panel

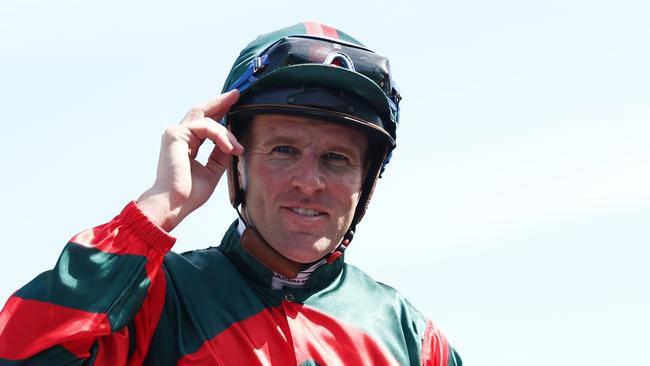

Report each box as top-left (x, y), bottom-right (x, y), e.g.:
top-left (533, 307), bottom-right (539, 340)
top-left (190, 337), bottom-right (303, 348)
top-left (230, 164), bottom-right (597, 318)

top-left (0, 345), bottom-right (84, 365)
top-left (127, 323), bottom-right (138, 360)
top-left (14, 242), bottom-right (150, 331)
top-left (144, 225), bottom-right (282, 364)
top-left (334, 27), bottom-right (363, 45)
top-left (301, 264), bottom-right (428, 366)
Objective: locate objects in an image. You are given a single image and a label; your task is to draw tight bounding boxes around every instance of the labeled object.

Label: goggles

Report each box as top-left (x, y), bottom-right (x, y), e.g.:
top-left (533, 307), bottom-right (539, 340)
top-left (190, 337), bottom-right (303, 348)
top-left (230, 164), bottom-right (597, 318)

top-left (225, 35), bottom-right (401, 124)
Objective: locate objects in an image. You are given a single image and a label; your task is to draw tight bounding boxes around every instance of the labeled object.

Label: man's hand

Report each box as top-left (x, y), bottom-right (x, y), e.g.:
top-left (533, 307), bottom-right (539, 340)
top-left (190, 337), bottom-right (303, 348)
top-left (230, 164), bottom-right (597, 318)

top-left (137, 90), bottom-right (243, 231)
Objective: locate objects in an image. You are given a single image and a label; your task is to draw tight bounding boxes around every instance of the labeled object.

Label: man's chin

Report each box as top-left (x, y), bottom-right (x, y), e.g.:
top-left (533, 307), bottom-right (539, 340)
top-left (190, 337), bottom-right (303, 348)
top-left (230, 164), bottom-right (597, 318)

top-left (272, 236), bottom-right (336, 264)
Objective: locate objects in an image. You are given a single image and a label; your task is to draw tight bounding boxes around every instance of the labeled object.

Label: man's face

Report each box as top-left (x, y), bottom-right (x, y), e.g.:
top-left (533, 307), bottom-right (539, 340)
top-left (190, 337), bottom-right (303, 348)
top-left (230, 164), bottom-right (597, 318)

top-left (239, 114), bottom-right (368, 264)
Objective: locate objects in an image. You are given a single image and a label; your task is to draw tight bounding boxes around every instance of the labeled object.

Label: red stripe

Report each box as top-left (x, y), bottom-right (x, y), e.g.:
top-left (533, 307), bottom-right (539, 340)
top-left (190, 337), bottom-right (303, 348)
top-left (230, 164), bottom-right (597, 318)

top-left (303, 21), bottom-right (339, 39)
top-left (321, 24), bottom-right (339, 39)
top-left (284, 303), bottom-right (399, 365)
top-left (304, 21), bottom-right (322, 36)
top-left (178, 302), bottom-right (400, 365)
top-left (125, 266), bottom-right (167, 366)
top-left (0, 297), bottom-right (110, 360)
top-left (420, 320), bottom-right (450, 366)
top-left (178, 306), bottom-right (295, 365)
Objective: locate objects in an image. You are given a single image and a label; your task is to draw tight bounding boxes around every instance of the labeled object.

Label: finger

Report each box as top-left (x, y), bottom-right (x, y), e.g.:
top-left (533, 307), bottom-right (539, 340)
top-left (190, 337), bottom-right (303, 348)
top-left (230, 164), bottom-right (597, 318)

top-left (204, 143), bottom-right (230, 176)
top-left (186, 118), bottom-right (244, 156)
top-left (180, 90), bottom-right (240, 125)
top-left (180, 107), bottom-right (205, 124)
top-left (196, 90), bottom-right (240, 121)
top-left (224, 128), bottom-right (244, 155)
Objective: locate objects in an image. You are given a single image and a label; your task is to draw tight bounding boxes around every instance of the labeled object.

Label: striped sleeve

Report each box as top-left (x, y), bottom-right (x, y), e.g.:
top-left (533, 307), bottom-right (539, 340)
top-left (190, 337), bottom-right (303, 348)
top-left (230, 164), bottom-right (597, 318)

top-left (0, 201), bottom-right (174, 365)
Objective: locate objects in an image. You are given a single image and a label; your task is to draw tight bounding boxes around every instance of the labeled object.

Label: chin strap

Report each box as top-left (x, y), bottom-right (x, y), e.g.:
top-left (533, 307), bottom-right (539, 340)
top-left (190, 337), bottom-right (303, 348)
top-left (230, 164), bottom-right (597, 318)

top-left (236, 205), bottom-right (354, 279)
top-left (325, 227), bottom-right (354, 264)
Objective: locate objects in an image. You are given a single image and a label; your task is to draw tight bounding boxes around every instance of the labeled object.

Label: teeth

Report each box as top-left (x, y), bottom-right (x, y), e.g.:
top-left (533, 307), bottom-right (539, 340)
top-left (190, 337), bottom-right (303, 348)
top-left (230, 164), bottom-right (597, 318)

top-left (291, 207), bottom-right (323, 216)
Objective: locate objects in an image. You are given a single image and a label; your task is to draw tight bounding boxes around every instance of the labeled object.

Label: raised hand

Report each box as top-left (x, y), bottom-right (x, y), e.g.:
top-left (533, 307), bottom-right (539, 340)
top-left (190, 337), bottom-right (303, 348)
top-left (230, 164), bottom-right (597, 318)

top-left (137, 90), bottom-right (242, 231)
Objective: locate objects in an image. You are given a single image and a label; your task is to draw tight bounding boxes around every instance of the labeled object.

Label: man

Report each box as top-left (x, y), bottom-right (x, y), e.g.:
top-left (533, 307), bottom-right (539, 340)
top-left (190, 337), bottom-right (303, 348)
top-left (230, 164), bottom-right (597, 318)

top-left (0, 22), bottom-right (461, 365)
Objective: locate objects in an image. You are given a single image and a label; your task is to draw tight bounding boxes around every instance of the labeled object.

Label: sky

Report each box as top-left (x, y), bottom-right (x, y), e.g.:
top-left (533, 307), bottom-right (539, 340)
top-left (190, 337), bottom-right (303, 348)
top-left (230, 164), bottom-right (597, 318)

top-left (1, 0), bottom-right (649, 364)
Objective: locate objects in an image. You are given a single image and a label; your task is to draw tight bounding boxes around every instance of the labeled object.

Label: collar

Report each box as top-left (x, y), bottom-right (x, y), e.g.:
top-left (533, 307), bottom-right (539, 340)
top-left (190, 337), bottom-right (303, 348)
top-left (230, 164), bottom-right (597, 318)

top-left (219, 220), bottom-right (344, 293)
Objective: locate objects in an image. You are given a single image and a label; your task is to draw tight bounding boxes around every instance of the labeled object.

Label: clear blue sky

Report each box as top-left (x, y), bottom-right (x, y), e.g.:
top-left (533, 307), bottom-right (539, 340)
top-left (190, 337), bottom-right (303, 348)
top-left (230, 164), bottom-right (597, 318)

top-left (1, 0), bottom-right (649, 364)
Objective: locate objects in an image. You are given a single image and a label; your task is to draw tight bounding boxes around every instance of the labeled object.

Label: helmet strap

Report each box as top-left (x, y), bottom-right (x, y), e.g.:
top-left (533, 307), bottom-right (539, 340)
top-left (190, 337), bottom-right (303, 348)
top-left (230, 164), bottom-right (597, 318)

top-left (236, 205), bottom-right (303, 279)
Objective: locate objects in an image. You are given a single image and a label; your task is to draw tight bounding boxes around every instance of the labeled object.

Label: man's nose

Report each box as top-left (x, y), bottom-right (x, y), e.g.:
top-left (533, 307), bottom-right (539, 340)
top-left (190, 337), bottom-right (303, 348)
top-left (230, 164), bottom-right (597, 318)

top-left (291, 154), bottom-right (325, 194)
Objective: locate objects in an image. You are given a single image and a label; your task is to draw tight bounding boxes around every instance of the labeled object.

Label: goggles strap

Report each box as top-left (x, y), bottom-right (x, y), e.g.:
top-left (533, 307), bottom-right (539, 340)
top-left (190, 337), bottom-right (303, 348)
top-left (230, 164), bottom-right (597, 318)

top-left (227, 55), bottom-right (270, 94)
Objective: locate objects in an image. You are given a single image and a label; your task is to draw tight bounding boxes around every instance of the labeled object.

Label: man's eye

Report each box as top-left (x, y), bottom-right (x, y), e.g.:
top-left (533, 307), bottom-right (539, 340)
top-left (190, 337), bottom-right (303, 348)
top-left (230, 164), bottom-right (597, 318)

top-left (325, 152), bottom-right (347, 162)
top-left (272, 146), bottom-right (294, 154)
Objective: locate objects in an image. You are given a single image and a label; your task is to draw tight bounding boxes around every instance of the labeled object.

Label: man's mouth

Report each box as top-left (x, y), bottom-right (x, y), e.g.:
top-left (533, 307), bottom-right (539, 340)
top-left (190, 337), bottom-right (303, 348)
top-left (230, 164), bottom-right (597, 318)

top-left (289, 207), bottom-right (326, 217)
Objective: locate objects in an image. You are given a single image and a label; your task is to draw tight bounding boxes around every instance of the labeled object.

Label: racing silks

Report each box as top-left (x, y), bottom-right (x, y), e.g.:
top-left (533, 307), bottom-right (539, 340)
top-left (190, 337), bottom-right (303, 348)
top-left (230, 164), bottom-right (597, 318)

top-left (0, 201), bottom-right (461, 365)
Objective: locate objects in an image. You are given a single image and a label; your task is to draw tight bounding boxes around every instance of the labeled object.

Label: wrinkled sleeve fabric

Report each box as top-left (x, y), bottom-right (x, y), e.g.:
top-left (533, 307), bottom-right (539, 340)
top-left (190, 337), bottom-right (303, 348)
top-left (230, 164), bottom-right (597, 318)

top-left (420, 320), bottom-right (462, 366)
top-left (0, 202), bottom-right (175, 365)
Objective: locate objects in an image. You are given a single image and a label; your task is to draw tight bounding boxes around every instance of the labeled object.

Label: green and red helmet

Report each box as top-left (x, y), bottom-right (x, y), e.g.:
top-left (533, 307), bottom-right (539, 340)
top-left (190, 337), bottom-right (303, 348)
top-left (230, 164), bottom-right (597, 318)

top-left (222, 21), bottom-right (401, 233)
